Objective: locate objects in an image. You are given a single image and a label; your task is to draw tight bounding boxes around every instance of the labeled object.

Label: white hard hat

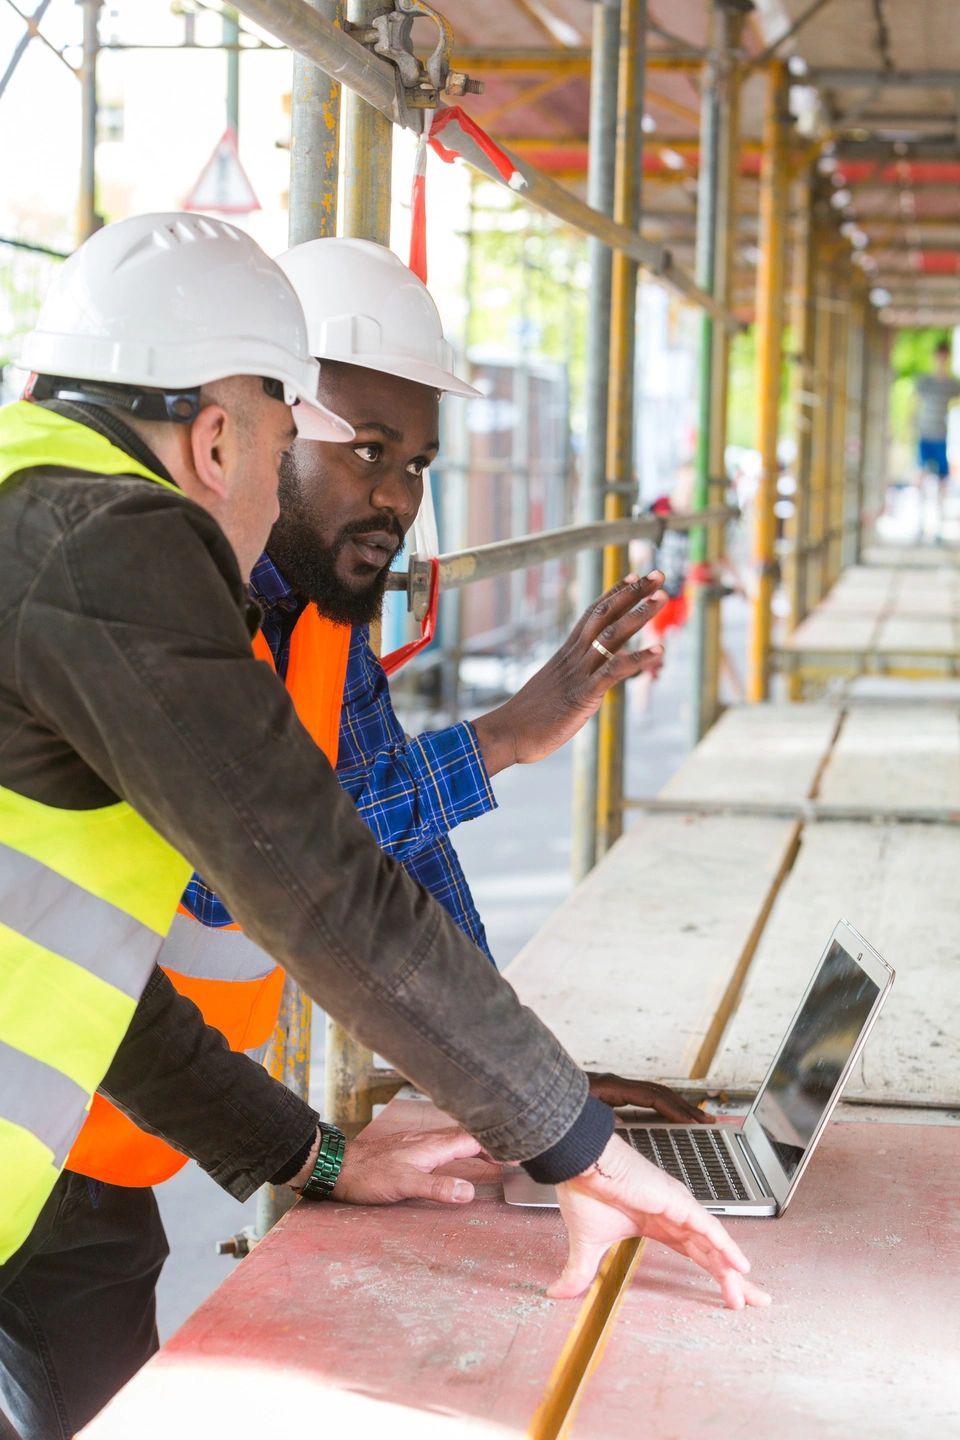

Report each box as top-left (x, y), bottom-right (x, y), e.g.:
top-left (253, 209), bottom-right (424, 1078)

top-left (275, 238), bottom-right (479, 399)
top-left (21, 213), bottom-right (354, 442)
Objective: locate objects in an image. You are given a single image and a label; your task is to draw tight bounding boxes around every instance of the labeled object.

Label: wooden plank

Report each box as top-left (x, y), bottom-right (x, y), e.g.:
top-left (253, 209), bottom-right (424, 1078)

top-left (656, 704), bottom-right (838, 807)
top-left (783, 612), bottom-right (879, 653)
top-left (818, 705), bottom-right (960, 814)
top-left (863, 542), bottom-right (960, 569)
top-left (708, 821), bottom-right (960, 1106)
top-left (507, 813), bottom-right (799, 1080)
top-left (83, 1100), bottom-right (586, 1440)
top-left (570, 1121), bottom-right (960, 1440)
top-left (874, 615), bottom-right (957, 655)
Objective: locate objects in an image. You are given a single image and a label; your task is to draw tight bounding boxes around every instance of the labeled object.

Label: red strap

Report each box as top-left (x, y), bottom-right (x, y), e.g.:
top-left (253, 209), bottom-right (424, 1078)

top-left (408, 107), bottom-right (525, 286)
top-left (428, 106), bottom-right (524, 188)
top-left (381, 557), bottom-right (440, 677)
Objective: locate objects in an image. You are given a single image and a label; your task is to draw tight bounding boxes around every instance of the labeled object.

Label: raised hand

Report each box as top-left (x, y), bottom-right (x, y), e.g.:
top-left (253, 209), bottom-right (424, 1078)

top-left (471, 572), bottom-right (667, 777)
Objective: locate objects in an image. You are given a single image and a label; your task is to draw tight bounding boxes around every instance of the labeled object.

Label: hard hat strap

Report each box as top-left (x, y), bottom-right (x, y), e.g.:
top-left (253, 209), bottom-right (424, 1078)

top-left (29, 375), bottom-right (296, 423)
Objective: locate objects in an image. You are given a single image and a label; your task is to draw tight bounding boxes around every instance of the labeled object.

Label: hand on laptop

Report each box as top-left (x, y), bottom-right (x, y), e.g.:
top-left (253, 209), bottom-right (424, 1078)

top-left (586, 1073), bottom-right (716, 1123)
top-left (549, 1133), bottom-right (772, 1310)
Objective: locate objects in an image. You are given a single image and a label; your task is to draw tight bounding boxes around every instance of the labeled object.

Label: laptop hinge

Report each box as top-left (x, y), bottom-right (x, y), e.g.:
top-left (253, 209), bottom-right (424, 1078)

top-left (734, 1131), bottom-right (774, 1200)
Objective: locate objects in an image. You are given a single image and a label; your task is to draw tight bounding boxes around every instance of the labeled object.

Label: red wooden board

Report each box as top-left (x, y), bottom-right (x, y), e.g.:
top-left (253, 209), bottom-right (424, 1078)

top-left (82, 1102), bottom-right (579, 1439)
top-left (571, 1121), bottom-right (960, 1439)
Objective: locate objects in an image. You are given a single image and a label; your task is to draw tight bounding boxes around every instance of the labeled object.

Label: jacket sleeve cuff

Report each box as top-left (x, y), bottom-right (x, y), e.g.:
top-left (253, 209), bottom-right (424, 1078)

top-left (522, 1094), bottom-right (615, 1185)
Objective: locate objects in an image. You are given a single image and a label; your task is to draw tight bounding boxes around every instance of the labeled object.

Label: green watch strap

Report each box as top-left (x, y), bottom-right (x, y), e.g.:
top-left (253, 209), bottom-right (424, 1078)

top-left (298, 1123), bottom-right (346, 1201)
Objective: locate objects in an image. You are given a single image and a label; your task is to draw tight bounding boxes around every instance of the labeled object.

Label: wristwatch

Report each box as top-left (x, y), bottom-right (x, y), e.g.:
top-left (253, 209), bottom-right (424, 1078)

top-left (297, 1123), bottom-right (346, 1201)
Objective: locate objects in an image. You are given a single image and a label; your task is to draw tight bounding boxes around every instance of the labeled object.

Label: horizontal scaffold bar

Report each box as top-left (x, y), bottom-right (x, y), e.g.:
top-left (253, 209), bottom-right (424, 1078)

top-left (231, 0), bottom-right (736, 326)
top-left (387, 506), bottom-right (736, 593)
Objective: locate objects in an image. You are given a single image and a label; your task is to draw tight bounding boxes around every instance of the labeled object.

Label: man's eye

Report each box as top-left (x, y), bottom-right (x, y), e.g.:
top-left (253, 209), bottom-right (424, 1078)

top-left (354, 443), bottom-right (381, 463)
top-left (406, 458), bottom-right (427, 478)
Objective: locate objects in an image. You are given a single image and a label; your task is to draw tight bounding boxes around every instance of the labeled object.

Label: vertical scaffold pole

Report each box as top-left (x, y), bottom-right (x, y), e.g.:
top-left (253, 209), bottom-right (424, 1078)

top-left (786, 165), bottom-right (818, 680)
top-left (571, 0), bottom-right (620, 883)
top-left (826, 275), bottom-right (850, 588)
top-left (596, 0), bottom-right (646, 860)
top-left (77, 0), bottom-right (102, 243)
top-left (747, 59), bottom-right (789, 703)
top-left (325, 0), bottom-right (394, 1132)
top-left (807, 229), bottom-right (834, 607)
top-left (224, 6), bottom-right (240, 132)
top-left (689, 0), bottom-right (747, 741)
top-left (256, 0), bottom-right (343, 1237)
top-left (848, 281), bottom-right (870, 567)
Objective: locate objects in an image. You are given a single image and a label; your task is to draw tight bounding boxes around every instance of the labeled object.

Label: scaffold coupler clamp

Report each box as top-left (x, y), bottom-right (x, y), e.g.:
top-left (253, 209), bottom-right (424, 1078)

top-left (362, 0), bottom-right (482, 130)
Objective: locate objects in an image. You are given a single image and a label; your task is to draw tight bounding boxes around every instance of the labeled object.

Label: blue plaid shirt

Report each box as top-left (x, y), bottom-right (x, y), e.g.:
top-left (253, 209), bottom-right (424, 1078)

top-left (181, 553), bottom-right (496, 961)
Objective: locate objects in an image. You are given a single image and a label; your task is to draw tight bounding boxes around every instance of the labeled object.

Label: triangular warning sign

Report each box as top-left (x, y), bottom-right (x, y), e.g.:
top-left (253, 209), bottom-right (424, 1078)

top-left (184, 128), bottom-right (260, 216)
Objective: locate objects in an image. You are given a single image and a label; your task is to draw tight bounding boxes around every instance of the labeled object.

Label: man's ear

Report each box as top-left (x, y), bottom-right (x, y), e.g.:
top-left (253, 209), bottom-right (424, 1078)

top-left (189, 403), bottom-right (231, 501)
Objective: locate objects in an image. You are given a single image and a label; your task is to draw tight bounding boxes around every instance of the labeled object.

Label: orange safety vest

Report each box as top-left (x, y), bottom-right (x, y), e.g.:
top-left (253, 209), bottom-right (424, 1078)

top-left (66, 604), bottom-right (352, 1187)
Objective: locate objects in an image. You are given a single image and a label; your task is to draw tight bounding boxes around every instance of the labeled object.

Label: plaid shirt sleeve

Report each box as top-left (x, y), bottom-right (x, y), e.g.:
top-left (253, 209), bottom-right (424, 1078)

top-left (336, 628), bottom-right (498, 859)
top-left (183, 625), bottom-right (498, 962)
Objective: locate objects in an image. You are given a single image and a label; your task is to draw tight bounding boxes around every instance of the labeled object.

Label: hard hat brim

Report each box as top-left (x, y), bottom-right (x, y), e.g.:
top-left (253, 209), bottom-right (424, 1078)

top-left (293, 395), bottom-right (356, 441)
top-left (319, 351), bottom-right (482, 400)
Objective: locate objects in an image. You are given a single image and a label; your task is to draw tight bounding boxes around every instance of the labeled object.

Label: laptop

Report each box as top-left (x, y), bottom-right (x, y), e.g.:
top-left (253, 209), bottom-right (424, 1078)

top-left (503, 919), bottom-right (894, 1216)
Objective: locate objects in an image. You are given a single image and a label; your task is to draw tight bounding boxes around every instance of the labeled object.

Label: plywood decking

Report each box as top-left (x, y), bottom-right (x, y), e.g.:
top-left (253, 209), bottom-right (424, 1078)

top-left (708, 821), bottom-right (960, 1106)
top-left (506, 812), bottom-right (799, 1080)
top-left (570, 1120), bottom-right (960, 1440)
top-left (656, 704), bottom-right (838, 807)
top-left (778, 562), bottom-right (960, 676)
top-left (817, 704), bottom-right (960, 813)
top-left (84, 1101), bottom-right (580, 1440)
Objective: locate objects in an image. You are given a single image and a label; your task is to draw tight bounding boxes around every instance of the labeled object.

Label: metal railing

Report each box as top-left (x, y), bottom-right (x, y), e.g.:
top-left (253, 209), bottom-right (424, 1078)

top-left (387, 506), bottom-right (737, 619)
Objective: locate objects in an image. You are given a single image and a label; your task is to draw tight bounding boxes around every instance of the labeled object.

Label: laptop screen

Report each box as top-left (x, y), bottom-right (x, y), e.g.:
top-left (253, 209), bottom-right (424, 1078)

top-left (752, 939), bottom-right (881, 1180)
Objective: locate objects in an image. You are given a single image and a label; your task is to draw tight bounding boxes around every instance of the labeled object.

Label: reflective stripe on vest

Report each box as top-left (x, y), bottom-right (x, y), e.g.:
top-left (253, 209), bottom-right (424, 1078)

top-left (1, 399), bottom-right (193, 1262)
top-left (66, 593), bottom-right (352, 1188)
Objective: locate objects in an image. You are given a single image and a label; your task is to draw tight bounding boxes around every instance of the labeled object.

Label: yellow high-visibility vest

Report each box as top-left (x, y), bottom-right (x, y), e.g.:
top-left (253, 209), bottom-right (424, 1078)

top-left (0, 401), bottom-right (192, 1263)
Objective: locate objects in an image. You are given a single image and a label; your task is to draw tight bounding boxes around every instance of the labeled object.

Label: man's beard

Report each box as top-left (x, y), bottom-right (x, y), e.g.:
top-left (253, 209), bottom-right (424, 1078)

top-left (268, 460), bottom-right (405, 627)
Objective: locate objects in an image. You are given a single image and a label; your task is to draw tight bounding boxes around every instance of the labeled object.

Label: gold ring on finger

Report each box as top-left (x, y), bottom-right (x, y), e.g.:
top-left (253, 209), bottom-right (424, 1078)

top-left (592, 639), bottom-right (615, 661)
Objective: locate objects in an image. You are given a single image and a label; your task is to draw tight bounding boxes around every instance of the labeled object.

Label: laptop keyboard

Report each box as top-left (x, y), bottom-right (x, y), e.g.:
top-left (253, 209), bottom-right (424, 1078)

top-left (623, 1126), bottom-right (751, 1203)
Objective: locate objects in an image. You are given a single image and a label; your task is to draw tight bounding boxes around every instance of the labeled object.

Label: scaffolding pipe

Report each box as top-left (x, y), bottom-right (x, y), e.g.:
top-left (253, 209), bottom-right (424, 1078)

top-left (230, 0), bottom-right (736, 325)
top-left (388, 508), bottom-right (736, 592)
top-left (826, 279), bottom-right (850, 587)
top-left (77, 0), bottom-right (101, 243)
top-left (324, 0), bottom-right (393, 1134)
top-left (224, 6), bottom-right (240, 130)
top-left (848, 283), bottom-right (870, 568)
top-left (807, 230), bottom-right (833, 606)
top-left (747, 59), bottom-right (789, 703)
top-left (689, 0), bottom-right (746, 742)
top-left (596, 0), bottom-right (645, 861)
top-left (571, 0), bottom-right (619, 885)
top-left (786, 164), bottom-right (818, 677)
top-left (287, 0), bottom-right (343, 243)
top-left (255, 0), bottom-right (344, 1239)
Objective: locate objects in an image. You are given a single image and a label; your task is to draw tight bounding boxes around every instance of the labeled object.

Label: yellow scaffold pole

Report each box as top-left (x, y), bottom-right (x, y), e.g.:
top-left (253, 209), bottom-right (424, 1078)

top-left (747, 59), bottom-right (790, 702)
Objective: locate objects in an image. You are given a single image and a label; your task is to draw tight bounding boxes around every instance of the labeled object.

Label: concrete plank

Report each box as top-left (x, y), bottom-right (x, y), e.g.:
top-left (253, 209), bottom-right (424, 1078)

top-left (708, 821), bottom-right (960, 1106)
top-left (818, 705), bottom-right (960, 814)
top-left (657, 704), bottom-right (838, 807)
top-left (570, 1120), bottom-right (960, 1440)
top-left (507, 813), bottom-right (799, 1080)
top-left (783, 613), bottom-right (879, 653)
top-left (874, 615), bottom-right (956, 655)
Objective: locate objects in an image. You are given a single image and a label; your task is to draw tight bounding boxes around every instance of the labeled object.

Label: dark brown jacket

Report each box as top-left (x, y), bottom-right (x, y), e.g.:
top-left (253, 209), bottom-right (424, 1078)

top-left (0, 403), bottom-right (612, 1191)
